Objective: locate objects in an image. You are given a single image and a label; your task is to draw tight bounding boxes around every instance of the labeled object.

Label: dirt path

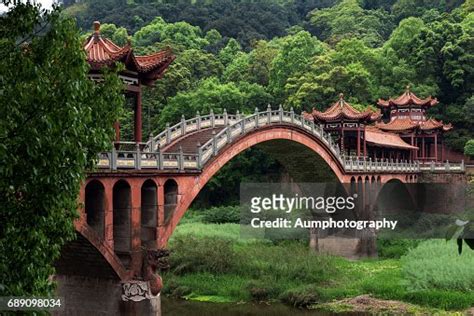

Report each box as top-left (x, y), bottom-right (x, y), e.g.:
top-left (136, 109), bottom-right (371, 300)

top-left (314, 295), bottom-right (472, 315)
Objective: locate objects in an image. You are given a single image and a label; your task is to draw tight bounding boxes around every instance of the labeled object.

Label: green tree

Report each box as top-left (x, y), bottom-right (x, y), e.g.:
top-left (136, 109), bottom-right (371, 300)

top-left (0, 3), bottom-right (123, 296)
top-left (99, 23), bottom-right (129, 46)
top-left (309, 0), bottom-right (395, 47)
top-left (218, 38), bottom-right (242, 66)
top-left (268, 31), bottom-right (327, 104)
top-left (465, 139), bottom-right (474, 157)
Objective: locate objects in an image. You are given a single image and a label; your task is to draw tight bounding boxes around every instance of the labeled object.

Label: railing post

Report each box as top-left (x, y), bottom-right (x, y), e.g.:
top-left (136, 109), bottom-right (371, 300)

top-left (266, 104), bottom-right (271, 124)
top-left (148, 133), bottom-right (154, 152)
top-left (181, 114), bottom-right (186, 135)
top-left (226, 126), bottom-right (231, 143)
top-left (197, 142), bottom-right (202, 169)
top-left (178, 146), bottom-right (184, 171)
top-left (224, 108), bottom-right (228, 126)
top-left (290, 107), bottom-right (294, 124)
top-left (158, 145), bottom-right (163, 170)
top-left (300, 113), bottom-right (305, 127)
top-left (236, 110), bottom-right (241, 120)
top-left (279, 104), bottom-right (283, 123)
top-left (196, 111), bottom-right (201, 130)
top-left (210, 109), bottom-right (215, 128)
top-left (212, 130), bottom-right (217, 156)
top-left (311, 121), bottom-right (315, 135)
top-left (255, 107), bottom-right (259, 128)
top-left (136, 143), bottom-right (141, 170)
top-left (445, 160), bottom-right (450, 171)
top-left (461, 160), bottom-right (465, 171)
top-left (166, 123), bottom-right (171, 144)
top-left (111, 146), bottom-right (117, 170)
top-left (430, 161), bottom-right (434, 172)
top-left (364, 157), bottom-right (367, 172)
top-left (241, 117), bottom-right (245, 134)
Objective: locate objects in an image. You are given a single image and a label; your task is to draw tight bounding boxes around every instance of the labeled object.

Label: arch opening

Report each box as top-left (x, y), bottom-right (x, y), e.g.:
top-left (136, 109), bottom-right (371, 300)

top-left (85, 180), bottom-right (105, 238)
top-left (141, 180), bottom-right (158, 248)
top-left (113, 180), bottom-right (131, 266)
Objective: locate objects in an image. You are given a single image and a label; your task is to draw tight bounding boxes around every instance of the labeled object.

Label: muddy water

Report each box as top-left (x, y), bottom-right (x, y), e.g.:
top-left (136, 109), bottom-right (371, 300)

top-left (162, 297), bottom-right (368, 316)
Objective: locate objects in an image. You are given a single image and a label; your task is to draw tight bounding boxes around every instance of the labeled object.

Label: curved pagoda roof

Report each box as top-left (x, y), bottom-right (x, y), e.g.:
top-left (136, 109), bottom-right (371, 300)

top-left (377, 86), bottom-right (438, 108)
top-left (309, 94), bottom-right (381, 123)
top-left (365, 126), bottom-right (418, 150)
top-left (84, 21), bottom-right (175, 86)
top-left (376, 117), bottom-right (452, 132)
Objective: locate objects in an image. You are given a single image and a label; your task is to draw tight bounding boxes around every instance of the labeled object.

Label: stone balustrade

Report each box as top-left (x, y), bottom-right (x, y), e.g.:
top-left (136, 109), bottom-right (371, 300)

top-left (95, 107), bottom-right (464, 174)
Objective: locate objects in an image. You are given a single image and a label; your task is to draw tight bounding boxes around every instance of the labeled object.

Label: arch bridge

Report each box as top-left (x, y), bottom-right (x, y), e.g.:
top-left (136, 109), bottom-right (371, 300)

top-left (57, 107), bottom-right (466, 293)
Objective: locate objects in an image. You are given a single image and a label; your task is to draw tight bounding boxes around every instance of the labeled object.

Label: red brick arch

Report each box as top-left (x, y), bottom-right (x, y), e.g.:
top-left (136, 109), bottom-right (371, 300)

top-left (160, 126), bottom-right (351, 245)
top-left (74, 221), bottom-right (130, 280)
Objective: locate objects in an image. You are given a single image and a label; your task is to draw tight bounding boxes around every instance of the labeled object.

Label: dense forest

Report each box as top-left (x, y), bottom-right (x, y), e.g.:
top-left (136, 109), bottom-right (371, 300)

top-left (66, 0), bottom-right (474, 205)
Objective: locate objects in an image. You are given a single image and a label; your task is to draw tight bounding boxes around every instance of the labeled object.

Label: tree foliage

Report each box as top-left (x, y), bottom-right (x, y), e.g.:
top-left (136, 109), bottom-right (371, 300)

top-left (0, 3), bottom-right (123, 295)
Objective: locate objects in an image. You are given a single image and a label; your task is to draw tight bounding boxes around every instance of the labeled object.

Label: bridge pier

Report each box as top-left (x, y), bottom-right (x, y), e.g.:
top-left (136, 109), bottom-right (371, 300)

top-left (54, 275), bottom-right (161, 316)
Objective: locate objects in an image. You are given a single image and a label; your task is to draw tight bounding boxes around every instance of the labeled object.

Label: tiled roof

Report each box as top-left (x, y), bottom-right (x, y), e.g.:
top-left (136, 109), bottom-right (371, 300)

top-left (311, 94), bottom-right (380, 123)
top-left (365, 127), bottom-right (418, 150)
top-left (84, 21), bottom-right (175, 82)
top-left (377, 86), bottom-right (438, 108)
top-left (376, 117), bottom-right (452, 132)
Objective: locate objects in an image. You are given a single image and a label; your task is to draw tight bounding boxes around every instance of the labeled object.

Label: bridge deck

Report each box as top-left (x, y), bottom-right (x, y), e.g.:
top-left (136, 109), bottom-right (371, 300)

top-left (163, 127), bottom-right (223, 154)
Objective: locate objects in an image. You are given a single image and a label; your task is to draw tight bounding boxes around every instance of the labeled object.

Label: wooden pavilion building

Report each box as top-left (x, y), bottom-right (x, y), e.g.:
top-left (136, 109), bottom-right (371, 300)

top-left (83, 21), bottom-right (175, 143)
top-left (305, 94), bottom-right (419, 161)
top-left (376, 87), bottom-right (452, 162)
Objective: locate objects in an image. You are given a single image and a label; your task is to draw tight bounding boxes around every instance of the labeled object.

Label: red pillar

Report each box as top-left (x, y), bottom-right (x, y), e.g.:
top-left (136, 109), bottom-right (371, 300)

top-left (421, 136), bottom-right (425, 160)
top-left (104, 180), bottom-right (114, 249)
top-left (134, 89), bottom-right (142, 143)
top-left (363, 130), bottom-right (367, 157)
top-left (357, 128), bottom-right (361, 157)
top-left (130, 180), bottom-right (142, 271)
top-left (434, 134), bottom-right (438, 161)
top-left (114, 121), bottom-right (120, 142)
top-left (441, 138), bottom-right (445, 162)
top-left (157, 183), bottom-right (166, 249)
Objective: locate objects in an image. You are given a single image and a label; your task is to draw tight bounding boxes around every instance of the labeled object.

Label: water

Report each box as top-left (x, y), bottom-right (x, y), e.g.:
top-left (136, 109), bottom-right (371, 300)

top-left (162, 297), bottom-right (368, 316)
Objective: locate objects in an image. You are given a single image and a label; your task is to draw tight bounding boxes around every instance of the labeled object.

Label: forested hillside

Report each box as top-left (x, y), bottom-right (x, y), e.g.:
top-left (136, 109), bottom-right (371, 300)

top-left (66, 0), bottom-right (473, 205)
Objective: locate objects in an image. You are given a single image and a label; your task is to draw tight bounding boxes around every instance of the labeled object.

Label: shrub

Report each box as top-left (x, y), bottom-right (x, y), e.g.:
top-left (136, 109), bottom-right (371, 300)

top-left (401, 240), bottom-right (474, 292)
top-left (168, 235), bottom-right (236, 274)
top-left (279, 285), bottom-right (321, 308)
top-left (202, 205), bottom-right (241, 224)
top-left (377, 239), bottom-right (421, 258)
top-left (246, 279), bottom-right (280, 301)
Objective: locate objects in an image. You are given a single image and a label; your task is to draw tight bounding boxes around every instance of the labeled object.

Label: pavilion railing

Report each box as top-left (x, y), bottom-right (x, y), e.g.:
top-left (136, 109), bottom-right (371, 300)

top-left (95, 106), bottom-right (464, 174)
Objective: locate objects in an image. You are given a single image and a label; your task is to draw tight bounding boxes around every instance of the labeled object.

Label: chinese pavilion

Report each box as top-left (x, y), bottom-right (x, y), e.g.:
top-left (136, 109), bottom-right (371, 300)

top-left (305, 94), bottom-right (419, 160)
top-left (376, 86), bottom-right (452, 162)
top-left (83, 21), bottom-right (175, 143)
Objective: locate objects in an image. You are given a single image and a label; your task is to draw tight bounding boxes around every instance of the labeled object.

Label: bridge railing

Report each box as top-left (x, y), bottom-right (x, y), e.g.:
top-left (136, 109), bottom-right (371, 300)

top-left (96, 107), bottom-right (464, 174)
top-left (419, 160), bottom-right (465, 172)
top-left (96, 145), bottom-right (199, 171)
top-left (148, 110), bottom-right (241, 151)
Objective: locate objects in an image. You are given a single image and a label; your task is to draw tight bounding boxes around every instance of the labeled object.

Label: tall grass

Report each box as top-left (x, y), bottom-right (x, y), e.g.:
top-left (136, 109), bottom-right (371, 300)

top-left (165, 221), bottom-right (474, 310)
top-left (401, 239), bottom-right (474, 292)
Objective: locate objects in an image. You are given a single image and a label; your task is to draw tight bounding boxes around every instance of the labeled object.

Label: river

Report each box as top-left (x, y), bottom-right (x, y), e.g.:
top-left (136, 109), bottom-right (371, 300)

top-left (161, 297), bottom-right (368, 316)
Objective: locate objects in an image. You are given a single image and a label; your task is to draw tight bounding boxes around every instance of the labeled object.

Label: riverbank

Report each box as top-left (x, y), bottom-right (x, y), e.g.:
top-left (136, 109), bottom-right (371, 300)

top-left (162, 209), bottom-right (474, 314)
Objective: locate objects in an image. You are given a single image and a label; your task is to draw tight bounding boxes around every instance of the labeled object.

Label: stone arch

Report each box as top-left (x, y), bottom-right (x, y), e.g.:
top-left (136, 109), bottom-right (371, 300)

top-left (85, 180), bottom-right (105, 238)
top-left (113, 180), bottom-right (131, 266)
top-left (141, 179), bottom-right (158, 248)
top-left (57, 222), bottom-right (129, 281)
top-left (159, 127), bottom-right (351, 245)
top-left (375, 178), bottom-right (416, 216)
top-left (164, 179), bottom-right (178, 224)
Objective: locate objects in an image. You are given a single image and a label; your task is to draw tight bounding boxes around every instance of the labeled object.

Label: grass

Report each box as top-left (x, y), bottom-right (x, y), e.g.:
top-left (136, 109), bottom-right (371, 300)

top-left (164, 216), bottom-right (474, 312)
